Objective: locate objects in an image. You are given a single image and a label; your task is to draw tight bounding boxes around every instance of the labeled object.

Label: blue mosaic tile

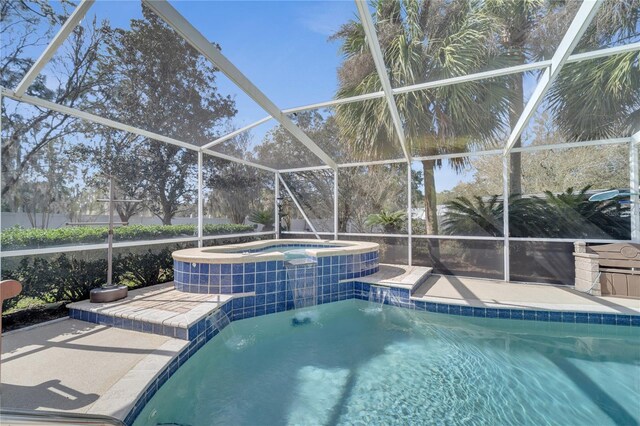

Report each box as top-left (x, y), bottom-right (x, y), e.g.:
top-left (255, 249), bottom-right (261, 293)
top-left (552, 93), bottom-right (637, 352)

top-left (616, 315), bottom-right (631, 326)
top-left (549, 312), bottom-right (563, 322)
top-left (448, 305), bottom-right (461, 316)
top-left (485, 308), bottom-right (498, 318)
top-left (460, 306), bottom-right (473, 317)
top-left (498, 309), bottom-right (510, 319)
top-left (509, 310), bottom-right (523, 320)
top-left (536, 311), bottom-right (550, 322)
top-left (575, 313), bottom-right (589, 324)
top-left (437, 304), bottom-right (448, 314)
top-left (588, 313), bottom-right (603, 324)
top-left (473, 307), bottom-right (486, 318)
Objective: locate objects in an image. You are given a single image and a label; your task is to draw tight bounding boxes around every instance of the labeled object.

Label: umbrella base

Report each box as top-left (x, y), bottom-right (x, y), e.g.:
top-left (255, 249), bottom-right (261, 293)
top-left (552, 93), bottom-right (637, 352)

top-left (90, 285), bottom-right (128, 303)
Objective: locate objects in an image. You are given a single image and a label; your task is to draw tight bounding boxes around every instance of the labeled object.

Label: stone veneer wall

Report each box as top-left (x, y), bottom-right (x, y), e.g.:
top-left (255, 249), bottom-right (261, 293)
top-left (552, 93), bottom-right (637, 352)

top-left (574, 241), bottom-right (601, 295)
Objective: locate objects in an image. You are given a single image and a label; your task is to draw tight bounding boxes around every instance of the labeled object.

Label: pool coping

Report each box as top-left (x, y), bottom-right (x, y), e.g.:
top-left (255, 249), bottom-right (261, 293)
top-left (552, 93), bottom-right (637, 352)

top-left (86, 280), bottom-right (638, 425)
top-left (172, 238), bottom-right (379, 264)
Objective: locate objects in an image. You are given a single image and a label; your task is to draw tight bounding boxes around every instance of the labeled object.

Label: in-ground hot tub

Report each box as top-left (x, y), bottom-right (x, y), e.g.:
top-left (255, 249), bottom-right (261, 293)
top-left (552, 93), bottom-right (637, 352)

top-left (172, 239), bottom-right (380, 300)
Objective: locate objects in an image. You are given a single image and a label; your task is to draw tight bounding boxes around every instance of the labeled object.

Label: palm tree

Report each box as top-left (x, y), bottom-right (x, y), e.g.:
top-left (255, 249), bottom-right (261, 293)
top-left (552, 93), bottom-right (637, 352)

top-left (365, 210), bottom-right (407, 234)
top-left (547, 0), bottom-right (640, 140)
top-left (333, 0), bottom-right (511, 242)
top-left (442, 187), bottom-right (630, 240)
top-left (442, 195), bottom-right (503, 237)
top-left (490, 0), bottom-right (639, 192)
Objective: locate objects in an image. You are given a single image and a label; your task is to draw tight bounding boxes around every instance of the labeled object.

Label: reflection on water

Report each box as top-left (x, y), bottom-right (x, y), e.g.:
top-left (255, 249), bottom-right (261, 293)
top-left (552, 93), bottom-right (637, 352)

top-left (134, 300), bottom-right (640, 426)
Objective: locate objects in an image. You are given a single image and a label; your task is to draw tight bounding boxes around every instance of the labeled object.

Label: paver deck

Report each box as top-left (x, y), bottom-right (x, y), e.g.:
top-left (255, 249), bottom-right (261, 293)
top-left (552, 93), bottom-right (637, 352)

top-left (68, 283), bottom-right (234, 337)
top-left (413, 274), bottom-right (640, 315)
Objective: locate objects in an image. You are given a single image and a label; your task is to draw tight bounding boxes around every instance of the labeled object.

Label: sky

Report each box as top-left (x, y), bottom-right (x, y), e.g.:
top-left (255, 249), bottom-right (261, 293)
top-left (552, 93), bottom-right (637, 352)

top-left (28, 1), bottom-right (552, 193)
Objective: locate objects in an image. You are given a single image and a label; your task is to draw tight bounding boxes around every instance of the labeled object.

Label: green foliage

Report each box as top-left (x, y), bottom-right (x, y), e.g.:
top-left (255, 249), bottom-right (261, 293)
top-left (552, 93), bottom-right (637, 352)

top-left (248, 210), bottom-right (275, 230)
top-left (442, 186), bottom-right (630, 239)
top-left (3, 254), bottom-right (108, 306)
top-left (1, 224), bottom-right (254, 250)
top-left (365, 210), bottom-right (407, 233)
top-left (441, 195), bottom-right (503, 236)
top-left (115, 248), bottom-right (174, 288)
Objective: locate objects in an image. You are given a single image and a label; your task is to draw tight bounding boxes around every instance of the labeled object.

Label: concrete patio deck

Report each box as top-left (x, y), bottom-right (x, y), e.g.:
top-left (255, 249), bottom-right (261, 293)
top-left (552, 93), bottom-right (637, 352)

top-left (2, 272), bottom-right (639, 421)
top-left (1, 318), bottom-right (186, 420)
top-left (413, 274), bottom-right (640, 315)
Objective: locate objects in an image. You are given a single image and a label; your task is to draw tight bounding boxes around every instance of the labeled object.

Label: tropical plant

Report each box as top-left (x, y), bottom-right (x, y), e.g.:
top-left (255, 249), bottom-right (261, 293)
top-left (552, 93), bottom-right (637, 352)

top-left (248, 209), bottom-right (275, 231)
top-left (529, 186), bottom-right (630, 239)
top-left (365, 210), bottom-right (407, 233)
top-left (441, 186), bottom-right (630, 239)
top-left (442, 195), bottom-right (504, 237)
top-left (332, 0), bottom-right (511, 240)
top-left (547, 0), bottom-right (640, 141)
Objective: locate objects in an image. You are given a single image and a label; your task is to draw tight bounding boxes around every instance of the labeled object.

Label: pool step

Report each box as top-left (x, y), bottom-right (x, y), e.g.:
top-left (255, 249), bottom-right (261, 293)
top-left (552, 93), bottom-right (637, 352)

top-left (340, 264), bottom-right (432, 295)
top-left (68, 283), bottom-right (241, 340)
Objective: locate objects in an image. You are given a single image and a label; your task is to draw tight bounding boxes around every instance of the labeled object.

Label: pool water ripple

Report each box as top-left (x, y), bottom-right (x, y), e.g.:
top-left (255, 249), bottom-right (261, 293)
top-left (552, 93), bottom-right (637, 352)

top-left (134, 300), bottom-right (640, 426)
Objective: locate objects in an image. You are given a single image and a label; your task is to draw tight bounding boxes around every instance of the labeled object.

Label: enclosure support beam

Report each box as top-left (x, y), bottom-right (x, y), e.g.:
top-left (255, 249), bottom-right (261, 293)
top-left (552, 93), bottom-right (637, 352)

top-left (197, 151), bottom-right (204, 247)
top-left (276, 42), bottom-right (640, 118)
top-left (145, 0), bottom-right (337, 169)
top-left (503, 0), bottom-right (603, 155)
top-left (502, 156), bottom-right (511, 281)
top-left (630, 141), bottom-right (640, 242)
top-left (278, 175), bottom-right (321, 240)
top-left (334, 169), bottom-right (339, 240)
top-left (14, 0), bottom-right (95, 97)
top-left (275, 172), bottom-right (280, 240)
top-left (202, 116), bottom-right (271, 150)
top-left (354, 0), bottom-right (411, 162)
top-left (200, 148), bottom-right (276, 172)
top-left (1, 88), bottom-right (273, 173)
top-left (407, 164), bottom-right (413, 266)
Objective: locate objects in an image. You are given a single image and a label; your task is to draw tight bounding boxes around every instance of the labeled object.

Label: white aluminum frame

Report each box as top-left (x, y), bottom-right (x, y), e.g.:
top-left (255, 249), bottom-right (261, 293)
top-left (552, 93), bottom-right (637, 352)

top-left (1, 0), bottom-right (638, 286)
top-left (277, 175), bottom-right (321, 240)
top-left (503, 0), bottom-right (603, 155)
top-left (143, 0), bottom-right (337, 169)
top-left (630, 140), bottom-right (640, 241)
top-left (14, 0), bottom-right (95, 97)
top-left (355, 0), bottom-right (411, 162)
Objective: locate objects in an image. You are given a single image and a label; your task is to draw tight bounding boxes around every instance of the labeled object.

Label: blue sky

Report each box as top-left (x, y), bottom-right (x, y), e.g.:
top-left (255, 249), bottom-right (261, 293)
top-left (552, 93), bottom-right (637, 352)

top-left (44, 1), bottom-right (538, 193)
top-left (90, 0), bottom-right (357, 126)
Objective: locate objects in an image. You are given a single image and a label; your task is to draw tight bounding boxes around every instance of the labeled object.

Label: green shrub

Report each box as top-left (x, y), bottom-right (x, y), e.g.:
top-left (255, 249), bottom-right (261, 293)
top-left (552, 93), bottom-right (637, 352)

top-left (248, 210), bottom-right (274, 231)
top-left (1, 234), bottom-right (268, 315)
top-left (1, 223), bottom-right (254, 250)
top-left (115, 247), bottom-right (174, 288)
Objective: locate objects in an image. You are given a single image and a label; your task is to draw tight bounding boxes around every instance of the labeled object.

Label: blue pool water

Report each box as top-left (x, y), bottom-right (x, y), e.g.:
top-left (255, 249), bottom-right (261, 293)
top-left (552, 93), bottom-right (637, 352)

top-left (244, 244), bottom-right (338, 260)
top-left (133, 300), bottom-right (640, 426)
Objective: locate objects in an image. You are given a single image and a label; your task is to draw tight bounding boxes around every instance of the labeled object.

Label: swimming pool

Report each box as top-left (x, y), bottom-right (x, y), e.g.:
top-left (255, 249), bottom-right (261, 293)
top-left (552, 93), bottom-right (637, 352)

top-left (132, 300), bottom-right (640, 426)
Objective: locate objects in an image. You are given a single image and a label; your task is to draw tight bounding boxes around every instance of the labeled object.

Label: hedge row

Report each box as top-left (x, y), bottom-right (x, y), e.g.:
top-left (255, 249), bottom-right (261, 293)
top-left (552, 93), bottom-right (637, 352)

top-left (1, 246), bottom-right (178, 311)
top-left (2, 234), bottom-right (266, 313)
top-left (1, 223), bottom-right (255, 250)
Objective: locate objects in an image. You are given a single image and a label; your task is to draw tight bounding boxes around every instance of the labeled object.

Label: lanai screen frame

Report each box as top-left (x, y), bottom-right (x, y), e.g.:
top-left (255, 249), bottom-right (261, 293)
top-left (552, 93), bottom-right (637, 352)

top-left (1, 0), bottom-right (639, 283)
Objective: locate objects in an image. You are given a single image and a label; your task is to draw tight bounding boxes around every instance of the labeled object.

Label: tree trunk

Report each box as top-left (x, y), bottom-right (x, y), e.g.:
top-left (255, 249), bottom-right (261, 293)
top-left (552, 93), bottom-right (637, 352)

top-left (422, 159), bottom-right (439, 235)
top-left (161, 208), bottom-right (173, 226)
top-left (509, 60), bottom-right (525, 196)
top-left (422, 159), bottom-right (440, 260)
